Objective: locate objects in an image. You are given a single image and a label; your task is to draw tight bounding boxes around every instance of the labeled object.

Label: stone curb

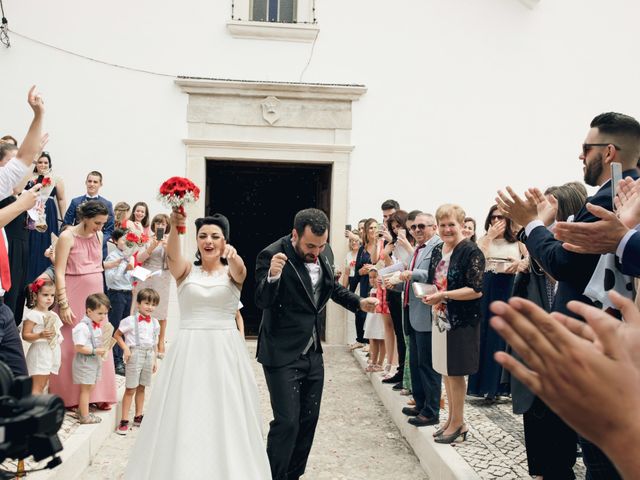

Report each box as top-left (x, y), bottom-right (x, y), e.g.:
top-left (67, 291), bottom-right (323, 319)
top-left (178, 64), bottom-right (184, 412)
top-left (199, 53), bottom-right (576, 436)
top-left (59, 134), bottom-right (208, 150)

top-left (351, 349), bottom-right (481, 480)
top-left (28, 379), bottom-right (128, 480)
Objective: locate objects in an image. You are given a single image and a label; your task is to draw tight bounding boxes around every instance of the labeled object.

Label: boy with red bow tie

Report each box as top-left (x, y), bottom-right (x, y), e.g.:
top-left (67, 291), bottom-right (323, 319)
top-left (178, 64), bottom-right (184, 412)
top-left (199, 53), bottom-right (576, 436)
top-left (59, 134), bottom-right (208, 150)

top-left (114, 288), bottom-right (160, 435)
top-left (72, 293), bottom-right (110, 424)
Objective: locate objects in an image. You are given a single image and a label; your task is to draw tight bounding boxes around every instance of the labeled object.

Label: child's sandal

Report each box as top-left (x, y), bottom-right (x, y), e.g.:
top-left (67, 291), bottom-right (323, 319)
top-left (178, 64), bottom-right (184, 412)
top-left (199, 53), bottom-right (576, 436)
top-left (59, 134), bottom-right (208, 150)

top-left (79, 413), bottom-right (102, 424)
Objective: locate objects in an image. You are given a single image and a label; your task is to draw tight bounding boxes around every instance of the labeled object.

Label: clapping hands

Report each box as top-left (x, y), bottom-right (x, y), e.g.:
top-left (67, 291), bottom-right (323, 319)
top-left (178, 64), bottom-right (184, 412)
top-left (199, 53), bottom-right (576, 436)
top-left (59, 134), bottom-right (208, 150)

top-left (615, 177), bottom-right (640, 228)
top-left (489, 291), bottom-right (640, 469)
top-left (496, 186), bottom-right (539, 227)
top-left (527, 188), bottom-right (558, 226)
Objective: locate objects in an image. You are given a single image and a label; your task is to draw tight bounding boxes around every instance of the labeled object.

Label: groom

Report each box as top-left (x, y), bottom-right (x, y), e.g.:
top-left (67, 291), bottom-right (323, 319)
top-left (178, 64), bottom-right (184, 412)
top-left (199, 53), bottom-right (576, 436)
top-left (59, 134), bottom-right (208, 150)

top-left (255, 208), bottom-right (378, 480)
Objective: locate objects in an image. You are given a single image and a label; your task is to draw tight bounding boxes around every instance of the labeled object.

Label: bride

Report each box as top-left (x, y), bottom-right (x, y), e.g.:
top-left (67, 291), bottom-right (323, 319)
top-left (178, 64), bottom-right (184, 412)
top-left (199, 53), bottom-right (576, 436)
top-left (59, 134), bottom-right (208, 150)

top-left (125, 212), bottom-right (271, 479)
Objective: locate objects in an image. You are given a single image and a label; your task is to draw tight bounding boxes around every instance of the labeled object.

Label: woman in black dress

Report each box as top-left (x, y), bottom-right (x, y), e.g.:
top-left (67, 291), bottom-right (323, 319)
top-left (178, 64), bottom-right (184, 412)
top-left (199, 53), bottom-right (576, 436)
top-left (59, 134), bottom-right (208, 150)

top-left (424, 204), bottom-right (485, 444)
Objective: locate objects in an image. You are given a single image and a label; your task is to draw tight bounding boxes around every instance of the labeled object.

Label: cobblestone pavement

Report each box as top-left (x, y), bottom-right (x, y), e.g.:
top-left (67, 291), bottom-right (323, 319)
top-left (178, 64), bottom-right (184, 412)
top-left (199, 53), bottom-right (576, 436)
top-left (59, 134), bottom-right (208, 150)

top-left (81, 344), bottom-right (427, 480)
top-left (449, 395), bottom-right (586, 479)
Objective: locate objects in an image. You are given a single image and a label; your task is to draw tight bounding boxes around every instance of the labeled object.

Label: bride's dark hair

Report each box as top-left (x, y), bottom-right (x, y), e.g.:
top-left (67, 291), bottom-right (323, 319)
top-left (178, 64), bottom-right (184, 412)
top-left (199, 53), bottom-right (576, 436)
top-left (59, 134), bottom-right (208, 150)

top-left (194, 214), bottom-right (230, 266)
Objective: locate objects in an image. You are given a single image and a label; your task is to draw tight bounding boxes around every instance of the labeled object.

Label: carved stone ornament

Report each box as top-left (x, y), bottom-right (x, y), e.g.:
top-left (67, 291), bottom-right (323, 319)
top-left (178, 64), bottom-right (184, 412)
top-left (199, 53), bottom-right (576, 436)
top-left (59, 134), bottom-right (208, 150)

top-left (261, 96), bottom-right (281, 125)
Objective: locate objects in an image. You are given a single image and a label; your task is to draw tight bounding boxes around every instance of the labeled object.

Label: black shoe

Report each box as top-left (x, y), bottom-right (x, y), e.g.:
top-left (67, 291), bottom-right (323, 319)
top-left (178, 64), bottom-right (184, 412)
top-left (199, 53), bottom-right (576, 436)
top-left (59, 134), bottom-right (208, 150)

top-left (392, 382), bottom-right (404, 391)
top-left (382, 373), bottom-right (402, 384)
top-left (401, 407), bottom-right (420, 417)
top-left (408, 415), bottom-right (440, 427)
top-left (434, 425), bottom-right (468, 443)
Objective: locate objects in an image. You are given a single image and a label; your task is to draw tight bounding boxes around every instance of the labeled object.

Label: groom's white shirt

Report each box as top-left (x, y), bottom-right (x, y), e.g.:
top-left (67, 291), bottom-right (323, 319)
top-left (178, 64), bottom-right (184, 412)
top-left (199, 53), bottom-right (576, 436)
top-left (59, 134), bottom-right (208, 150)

top-left (267, 240), bottom-right (321, 287)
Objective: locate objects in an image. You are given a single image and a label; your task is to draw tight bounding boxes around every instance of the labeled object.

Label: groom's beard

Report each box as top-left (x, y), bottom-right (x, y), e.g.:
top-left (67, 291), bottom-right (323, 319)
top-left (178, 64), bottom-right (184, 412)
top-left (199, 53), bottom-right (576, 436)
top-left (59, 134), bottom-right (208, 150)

top-left (294, 242), bottom-right (317, 263)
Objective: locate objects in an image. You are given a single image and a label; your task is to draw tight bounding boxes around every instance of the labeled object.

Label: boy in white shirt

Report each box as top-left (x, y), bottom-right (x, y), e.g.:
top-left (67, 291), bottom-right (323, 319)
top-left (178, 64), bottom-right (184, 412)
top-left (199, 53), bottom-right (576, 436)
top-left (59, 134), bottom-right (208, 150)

top-left (72, 293), bottom-right (110, 424)
top-left (114, 288), bottom-right (160, 435)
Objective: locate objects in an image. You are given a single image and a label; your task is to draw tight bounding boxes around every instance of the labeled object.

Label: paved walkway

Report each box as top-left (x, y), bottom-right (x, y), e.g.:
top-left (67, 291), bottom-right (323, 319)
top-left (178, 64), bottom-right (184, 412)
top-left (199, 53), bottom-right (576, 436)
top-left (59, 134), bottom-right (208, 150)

top-left (452, 396), bottom-right (585, 479)
top-left (81, 344), bottom-right (428, 480)
top-left (352, 347), bottom-right (587, 480)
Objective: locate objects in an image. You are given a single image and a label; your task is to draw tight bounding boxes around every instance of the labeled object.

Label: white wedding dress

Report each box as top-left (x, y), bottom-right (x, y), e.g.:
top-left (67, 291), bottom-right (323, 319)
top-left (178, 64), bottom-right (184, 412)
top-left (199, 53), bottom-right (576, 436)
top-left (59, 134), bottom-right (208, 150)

top-left (125, 266), bottom-right (272, 479)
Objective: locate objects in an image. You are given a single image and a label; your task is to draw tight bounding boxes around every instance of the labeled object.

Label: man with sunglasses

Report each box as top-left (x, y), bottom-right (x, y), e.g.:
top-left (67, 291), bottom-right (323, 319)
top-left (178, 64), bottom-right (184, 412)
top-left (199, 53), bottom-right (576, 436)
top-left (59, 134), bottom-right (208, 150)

top-left (497, 112), bottom-right (640, 480)
top-left (389, 213), bottom-right (443, 427)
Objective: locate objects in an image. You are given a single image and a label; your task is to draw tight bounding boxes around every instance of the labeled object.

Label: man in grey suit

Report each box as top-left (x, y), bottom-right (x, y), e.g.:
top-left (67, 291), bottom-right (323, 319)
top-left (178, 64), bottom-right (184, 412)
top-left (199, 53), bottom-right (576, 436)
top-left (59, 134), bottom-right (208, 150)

top-left (391, 213), bottom-right (443, 427)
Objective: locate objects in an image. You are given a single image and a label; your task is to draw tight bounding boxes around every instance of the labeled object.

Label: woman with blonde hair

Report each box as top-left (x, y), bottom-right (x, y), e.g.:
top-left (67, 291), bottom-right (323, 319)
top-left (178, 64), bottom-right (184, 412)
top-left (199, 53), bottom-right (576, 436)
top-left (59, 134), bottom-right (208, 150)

top-left (113, 202), bottom-right (133, 230)
top-left (424, 204), bottom-right (484, 444)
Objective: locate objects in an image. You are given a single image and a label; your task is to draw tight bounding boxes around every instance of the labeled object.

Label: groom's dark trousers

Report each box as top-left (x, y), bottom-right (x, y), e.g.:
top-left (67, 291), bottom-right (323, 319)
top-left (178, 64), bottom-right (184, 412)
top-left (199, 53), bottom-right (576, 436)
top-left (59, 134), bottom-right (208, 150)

top-left (263, 350), bottom-right (323, 480)
top-left (255, 235), bottom-right (361, 480)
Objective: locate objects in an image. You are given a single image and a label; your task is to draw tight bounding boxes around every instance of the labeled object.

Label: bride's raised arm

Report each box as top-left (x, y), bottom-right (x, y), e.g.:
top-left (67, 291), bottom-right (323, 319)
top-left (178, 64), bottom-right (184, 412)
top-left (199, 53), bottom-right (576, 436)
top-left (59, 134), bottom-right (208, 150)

top-left (224, 245), bottom-right (247, 285)
top-left (167, 210), bottom-right (191, 283)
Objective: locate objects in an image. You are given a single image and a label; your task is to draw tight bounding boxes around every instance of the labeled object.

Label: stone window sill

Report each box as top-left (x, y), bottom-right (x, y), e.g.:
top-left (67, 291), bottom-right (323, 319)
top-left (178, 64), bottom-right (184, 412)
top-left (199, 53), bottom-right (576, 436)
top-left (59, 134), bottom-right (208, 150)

top-left (226, 20), bottom-right (319, 43)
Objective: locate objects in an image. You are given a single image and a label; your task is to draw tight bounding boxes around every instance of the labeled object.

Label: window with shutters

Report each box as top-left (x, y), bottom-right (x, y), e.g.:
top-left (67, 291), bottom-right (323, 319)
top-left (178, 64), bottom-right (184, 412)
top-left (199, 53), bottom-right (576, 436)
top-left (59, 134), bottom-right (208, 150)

top-left (227, 0), bottom-right (318, 42)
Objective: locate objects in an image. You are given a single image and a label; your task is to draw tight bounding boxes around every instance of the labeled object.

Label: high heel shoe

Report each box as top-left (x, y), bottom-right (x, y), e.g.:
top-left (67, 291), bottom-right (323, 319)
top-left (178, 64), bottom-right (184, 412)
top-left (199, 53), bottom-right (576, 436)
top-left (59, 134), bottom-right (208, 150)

top-left (434, 426), bottom-right (468, 444)
top-left (433, 425), bottom-right (448, 437)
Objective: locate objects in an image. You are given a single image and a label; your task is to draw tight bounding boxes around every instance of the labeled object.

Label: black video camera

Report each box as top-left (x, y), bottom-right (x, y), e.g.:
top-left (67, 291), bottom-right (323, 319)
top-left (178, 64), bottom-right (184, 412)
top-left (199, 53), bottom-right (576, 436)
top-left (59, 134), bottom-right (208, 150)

top-left (0, 361), bottom-right (64, 471)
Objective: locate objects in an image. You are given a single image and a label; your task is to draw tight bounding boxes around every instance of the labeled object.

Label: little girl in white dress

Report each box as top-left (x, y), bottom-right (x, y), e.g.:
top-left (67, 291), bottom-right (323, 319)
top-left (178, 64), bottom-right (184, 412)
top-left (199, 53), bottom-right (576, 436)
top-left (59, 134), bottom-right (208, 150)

top-left (21, 278), bottom-right (64, 394)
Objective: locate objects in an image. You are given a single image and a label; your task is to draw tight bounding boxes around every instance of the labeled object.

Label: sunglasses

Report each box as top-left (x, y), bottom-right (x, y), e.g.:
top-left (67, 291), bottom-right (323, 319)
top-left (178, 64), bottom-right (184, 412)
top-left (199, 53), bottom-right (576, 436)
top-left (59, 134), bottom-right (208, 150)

top-left (490, 215), bottom-right (505, 221)
top-left (410, 223), bottom-right (435, 231)
top-left (582, 143), bottom-right (621, 156)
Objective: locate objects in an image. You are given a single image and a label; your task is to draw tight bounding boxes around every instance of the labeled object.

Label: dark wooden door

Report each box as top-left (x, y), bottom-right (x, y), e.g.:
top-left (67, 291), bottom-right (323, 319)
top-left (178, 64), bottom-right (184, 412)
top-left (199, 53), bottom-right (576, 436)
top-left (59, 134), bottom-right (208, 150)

top-left (206, 160), bottom-right (332, 337)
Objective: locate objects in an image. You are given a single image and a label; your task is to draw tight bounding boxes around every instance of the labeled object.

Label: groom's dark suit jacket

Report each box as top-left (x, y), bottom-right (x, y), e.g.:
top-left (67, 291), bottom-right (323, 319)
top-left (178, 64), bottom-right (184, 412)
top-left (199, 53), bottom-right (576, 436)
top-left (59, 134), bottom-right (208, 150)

top-left (255, 234), bottom-right (361, 368)
top-left (522, 169), bottom-right (639, 317)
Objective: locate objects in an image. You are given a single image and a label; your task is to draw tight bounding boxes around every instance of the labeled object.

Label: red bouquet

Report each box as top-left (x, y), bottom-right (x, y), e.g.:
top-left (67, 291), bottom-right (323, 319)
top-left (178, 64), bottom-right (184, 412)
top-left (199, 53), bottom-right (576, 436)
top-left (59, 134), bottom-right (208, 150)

top-left (125, 231), bottom-right (141, 247)
top-left (40, 177), bottom-right (52, 187)
top-left (158, 177), bottom-right (200, 234)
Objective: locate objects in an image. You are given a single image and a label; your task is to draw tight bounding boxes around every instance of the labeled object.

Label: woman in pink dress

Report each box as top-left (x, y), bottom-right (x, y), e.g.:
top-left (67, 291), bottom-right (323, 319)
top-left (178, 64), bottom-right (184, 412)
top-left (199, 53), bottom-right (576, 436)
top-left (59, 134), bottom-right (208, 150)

top-left (49, 200), bottom-right (117, 408)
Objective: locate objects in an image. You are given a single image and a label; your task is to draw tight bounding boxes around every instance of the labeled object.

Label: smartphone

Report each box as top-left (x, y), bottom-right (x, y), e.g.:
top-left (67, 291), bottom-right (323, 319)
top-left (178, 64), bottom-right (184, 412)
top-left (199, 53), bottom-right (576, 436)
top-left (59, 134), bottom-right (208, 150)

top-left (345, 224), bottom-right (352, 231)
top-left (611, 162), bottom-right (623, 211)
top-left (156, 227), bottom-right (165, 241)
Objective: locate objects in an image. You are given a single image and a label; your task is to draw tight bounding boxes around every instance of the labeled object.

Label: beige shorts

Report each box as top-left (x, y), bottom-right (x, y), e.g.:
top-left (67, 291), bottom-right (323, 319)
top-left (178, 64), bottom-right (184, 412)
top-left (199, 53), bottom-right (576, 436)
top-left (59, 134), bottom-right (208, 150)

top-left (125, 347), bottom-right (154, 389)
top-left (72, 353), bottom-right (102, 385)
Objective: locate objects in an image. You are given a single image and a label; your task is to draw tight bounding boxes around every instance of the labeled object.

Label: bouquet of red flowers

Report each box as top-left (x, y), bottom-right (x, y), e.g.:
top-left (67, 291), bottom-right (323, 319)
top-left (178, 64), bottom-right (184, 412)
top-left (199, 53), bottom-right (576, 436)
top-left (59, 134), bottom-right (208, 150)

top-left (123, 231), bottom-right (142, 257)
top-left (158, 177), bottom-right (200, 234)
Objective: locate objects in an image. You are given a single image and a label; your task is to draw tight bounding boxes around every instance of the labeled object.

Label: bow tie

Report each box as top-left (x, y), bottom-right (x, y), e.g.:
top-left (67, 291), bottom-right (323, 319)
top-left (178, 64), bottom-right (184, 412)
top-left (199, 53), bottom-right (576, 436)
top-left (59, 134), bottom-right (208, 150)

top-left (138, 314), bottom-right (151, 323)
top-left (92, 321), bottom-right (101, 330)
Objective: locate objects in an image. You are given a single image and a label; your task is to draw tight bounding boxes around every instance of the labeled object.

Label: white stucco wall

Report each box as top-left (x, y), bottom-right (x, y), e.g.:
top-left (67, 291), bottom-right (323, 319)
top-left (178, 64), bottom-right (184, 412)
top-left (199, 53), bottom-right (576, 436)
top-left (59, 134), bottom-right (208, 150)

top-left (2, 0), bottom-right (639, 225)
